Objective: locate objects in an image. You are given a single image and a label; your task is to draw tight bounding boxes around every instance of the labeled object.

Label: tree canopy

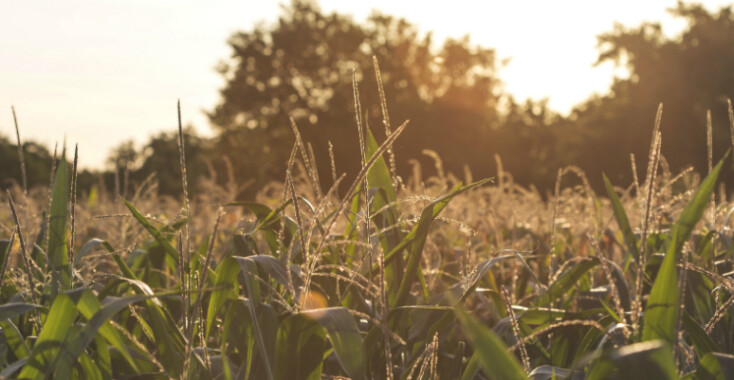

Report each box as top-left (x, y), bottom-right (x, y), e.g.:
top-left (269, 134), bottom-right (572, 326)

top-left (208, 0), bottom-right (508, 194)
top-left (6, 1), bottom-right (734, 198)
top-left (569, 2), bottom-right (734, 186)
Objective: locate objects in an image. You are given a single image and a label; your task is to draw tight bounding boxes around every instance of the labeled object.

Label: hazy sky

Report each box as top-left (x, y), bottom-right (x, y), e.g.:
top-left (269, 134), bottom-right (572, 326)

top-left (1, 0), bottom-right (732, 169)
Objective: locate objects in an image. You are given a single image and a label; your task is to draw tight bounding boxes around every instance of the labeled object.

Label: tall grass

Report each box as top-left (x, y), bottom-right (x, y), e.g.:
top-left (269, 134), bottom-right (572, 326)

top-left (1, 62), bottom-right (734, 379)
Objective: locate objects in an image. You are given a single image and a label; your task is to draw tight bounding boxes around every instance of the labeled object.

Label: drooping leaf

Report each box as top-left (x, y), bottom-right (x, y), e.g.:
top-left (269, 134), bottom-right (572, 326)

top-left (536, 257), bottom-right (600, 306)
top-left (274, 313), bottom-right (326, 380)
top-left (302, 307), bottom-right (367, 380)
top-left (0, 357), bottom-right (28, 379)
top-left (123, 199), bottom-right (180, 262)
top-left (455, 306), bottom-right (529, 380)
top-left (74, 238), bottom-right (114, 268)
top-left (0, 302), bottom-right (39, 322)
top-left (529, 365), bottom-right (573, 380)
top-left (457, 254), bottom-right (513, 302)
top-left (586, 340), bottom-right (677, 380)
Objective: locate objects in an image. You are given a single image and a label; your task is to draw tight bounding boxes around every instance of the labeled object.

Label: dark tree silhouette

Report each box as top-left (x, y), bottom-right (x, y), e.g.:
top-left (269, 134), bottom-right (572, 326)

top-left (569, 2), bottom-right (734, 187)
top-left (209, 0), bottom-right (505, 193)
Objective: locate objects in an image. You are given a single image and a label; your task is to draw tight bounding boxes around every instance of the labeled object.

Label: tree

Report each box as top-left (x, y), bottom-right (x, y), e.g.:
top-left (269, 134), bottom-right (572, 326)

top-left (0, 135), bottom-right (53, 192)
top-left (209, 0), bottom-right (504, 194)
top-left (569, 2), bottom-right (734, 187)
top-left (104, 129), bottom-right (211, 198)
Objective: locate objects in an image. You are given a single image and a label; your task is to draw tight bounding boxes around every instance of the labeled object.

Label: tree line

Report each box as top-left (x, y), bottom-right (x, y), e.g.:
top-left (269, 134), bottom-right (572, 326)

top-left (3, 1), bottom-right (734, 199)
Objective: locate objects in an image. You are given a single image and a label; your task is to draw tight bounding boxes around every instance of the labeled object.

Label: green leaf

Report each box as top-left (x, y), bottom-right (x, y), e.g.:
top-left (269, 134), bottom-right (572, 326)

top-left (460, 352), bottom-right (482, 380)
top-left (603, 173), bottom-right (640, 260)
top-left (344, 191), bottom-right (361, 266)
top-left (682, 313), bottom-right (720, 359)
top-left (74, 238), bottom-right (114, 268)
top-left (454, 306), bottom-right (529, 380)
top-left (0, 320), bottom-right (30, 359)
top-left (642, 154), bottom-right (726, 344)
top-left (226, 200), bottom-right (293, 233)
top-left (112, 254), bottom-right (185, 377)
top-left (222, 299), bottom-right (255, 379)
top-left (0, 302), bottom-right (39, 321)
top-left (92, 334), bottom-right (112, 380)
top-left (393, 179), bottom-right (492, 307)
top-left (206, 257), bottom-right (240, 338)
top-left (528, 365), bottom-right (573, 380)
top-left (55, 293), bottom-right (150, 378)
top-left (697, 352), bottom-right (734, 380)
top-left (123, 199), bottom-right (180, 262)
top-left (365, 127), bottom-right (396, 203)
top-left (536, 257), bottom-right (600, 306)
top-left (18, 293), bottom-right (77, 380)
top-left (244, 255), bottom-right (299, 290)
top-left (363, 127), bottom-right (405, 305)
top-left (274, 314), bottom-right (326, 380)
top-left (65, 289), bottom-right (140, 372)
top-left (458, 254), bottom-right (513, 302)
top-left (31, 211), bottom-right (48, 270)
top-left (0, 357), bottom-right (28, 379)
top-left (233, 257), bottom-right (274, 380)
top-left (302, 307), bottom-right (367, 380)
top-left (73, 350), bottom-right (105, 380)
top-left (48, 149), bottom-right (71, 291)
top-left (586, 340), bottom-right (678, 380)
top-left (0, 239), bottom-right (11, 282)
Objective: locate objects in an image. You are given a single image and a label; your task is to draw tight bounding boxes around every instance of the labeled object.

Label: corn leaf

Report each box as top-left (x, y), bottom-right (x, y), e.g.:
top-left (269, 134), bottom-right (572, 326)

top-left (206, 257), bottom-right (240, 338)
top-left (48, 149), bottom-right (70, 291)
top-left (392, 179), bottom-right (492, 307)
top-left (536, 257), bottom-right (600, 306)
top-left (603, 173), bottom-right (640, 259)
top-left (0, 302), bottom-right (39, 321)
top-left (586, 340), bottom-right (677, 380)
top-left (123, 199), bottom-right (180, 262)
top-left (303, 307), bottom-right (366, 380)
top-left (455, 306), bottom-right (529, 380)
top-left (698, 352), bottom-right (734, 380)
top-left (642, 155), bottom-right (726, 344)
top-left (55, 293), bottom-right (149, 377)
top-left (18, 293), bottom-right (77, 380)
top-left (274, 313), bottom-right (326, 380)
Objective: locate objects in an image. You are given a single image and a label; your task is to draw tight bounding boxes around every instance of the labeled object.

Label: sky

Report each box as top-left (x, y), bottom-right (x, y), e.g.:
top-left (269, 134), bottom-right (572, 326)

top-left (1, 0), bottom-right (733, 170)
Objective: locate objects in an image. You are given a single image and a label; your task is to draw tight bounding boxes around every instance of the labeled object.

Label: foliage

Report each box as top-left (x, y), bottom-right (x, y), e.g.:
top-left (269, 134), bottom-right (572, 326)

top-left (8, 2), bottom-right (734, 198)
top-left (209, 0), bottom-right (505, 194)
top-left (5, 2), bottom-right (734, 378)
top-left (569, 2), bottom-right (734, 187)
top-left (105, 129), bottom-right (212, 198)
top-left (3, 65), bottom-right (734, 379)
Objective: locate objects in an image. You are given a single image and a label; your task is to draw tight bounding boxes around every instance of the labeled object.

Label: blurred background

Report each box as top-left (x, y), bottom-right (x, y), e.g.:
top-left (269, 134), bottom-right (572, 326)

top-left (2, 0), bottom-right (734, 198)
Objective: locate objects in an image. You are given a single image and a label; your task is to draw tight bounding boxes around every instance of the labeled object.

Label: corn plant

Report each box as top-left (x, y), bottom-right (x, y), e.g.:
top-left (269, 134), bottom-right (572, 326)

top-left (2, 67), bottom-right (734, 380)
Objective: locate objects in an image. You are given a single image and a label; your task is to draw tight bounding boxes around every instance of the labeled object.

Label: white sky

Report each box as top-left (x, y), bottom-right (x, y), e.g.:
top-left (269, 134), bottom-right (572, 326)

top-left (1, 0), bottom-right (732, 169)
